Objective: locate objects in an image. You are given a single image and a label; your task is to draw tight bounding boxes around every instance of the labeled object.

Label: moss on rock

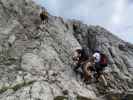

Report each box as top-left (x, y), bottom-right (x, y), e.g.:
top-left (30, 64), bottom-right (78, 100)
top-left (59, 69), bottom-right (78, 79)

top-left (0, 80), bottom-right (35, 94)
top-left (77, 96), bottom-right (94, 100)
top-left (54, 96), bottom-right (68, 100)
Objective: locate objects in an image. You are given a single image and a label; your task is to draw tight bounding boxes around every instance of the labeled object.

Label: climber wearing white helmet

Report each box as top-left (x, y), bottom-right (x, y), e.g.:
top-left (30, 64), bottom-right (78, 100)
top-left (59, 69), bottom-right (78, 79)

top-left (92, 49), bottom-right (108, 82)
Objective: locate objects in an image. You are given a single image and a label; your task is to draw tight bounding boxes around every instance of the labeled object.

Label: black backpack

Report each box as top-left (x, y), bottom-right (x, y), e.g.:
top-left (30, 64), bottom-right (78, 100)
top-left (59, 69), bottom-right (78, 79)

top-left (81, 47), bottom-right (90, 59)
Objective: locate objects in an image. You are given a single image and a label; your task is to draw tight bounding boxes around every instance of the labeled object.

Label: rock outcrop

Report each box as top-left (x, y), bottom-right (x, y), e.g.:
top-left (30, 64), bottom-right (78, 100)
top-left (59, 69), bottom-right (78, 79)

top-left (0, 0), bottom-right (133, 100)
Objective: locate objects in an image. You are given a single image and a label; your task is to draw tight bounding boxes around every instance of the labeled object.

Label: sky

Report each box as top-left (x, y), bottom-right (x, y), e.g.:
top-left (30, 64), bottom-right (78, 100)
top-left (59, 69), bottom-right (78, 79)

top-left (34, 0), bottom-right (133, 43)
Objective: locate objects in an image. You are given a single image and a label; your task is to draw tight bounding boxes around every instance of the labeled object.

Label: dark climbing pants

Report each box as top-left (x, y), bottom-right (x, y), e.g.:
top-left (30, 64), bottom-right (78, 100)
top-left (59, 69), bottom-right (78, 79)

top-left (94, 63), bottom-right (104, 80)
top-left (73, 63), bottom-right (83, 79)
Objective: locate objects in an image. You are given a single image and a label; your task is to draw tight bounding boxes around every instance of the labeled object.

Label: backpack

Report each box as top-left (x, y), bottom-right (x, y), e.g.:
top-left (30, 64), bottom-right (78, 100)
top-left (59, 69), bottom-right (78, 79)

top-left (100, 53), bottom-right (108, 66)
top-left (81, 47), bottom-right (90, 59)
top-left (41, 11), bottom-right (47, 18)
top-left (44, 11), bottom-right (48, 17)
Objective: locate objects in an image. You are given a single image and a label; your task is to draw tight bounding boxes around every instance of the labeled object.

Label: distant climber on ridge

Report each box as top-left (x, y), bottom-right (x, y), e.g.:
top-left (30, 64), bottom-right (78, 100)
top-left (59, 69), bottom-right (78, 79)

top-left (40, 7), bottom-right (48, 24)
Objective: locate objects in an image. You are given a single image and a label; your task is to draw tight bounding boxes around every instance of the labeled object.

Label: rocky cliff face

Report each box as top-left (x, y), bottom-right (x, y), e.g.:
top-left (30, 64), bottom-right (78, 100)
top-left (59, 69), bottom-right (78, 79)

top-left (0, 0), bottom-right (133, 100)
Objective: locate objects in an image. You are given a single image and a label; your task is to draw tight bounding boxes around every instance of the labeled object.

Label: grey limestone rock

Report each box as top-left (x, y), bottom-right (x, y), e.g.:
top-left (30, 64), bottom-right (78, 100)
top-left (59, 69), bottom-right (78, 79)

top-left (0, 0), bottom-right (133, 100)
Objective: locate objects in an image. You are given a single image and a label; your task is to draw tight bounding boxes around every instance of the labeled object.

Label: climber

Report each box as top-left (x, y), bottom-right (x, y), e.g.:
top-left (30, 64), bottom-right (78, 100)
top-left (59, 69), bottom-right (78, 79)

top-left (72, 47), bottom-right (92, 80)
top-left (72, 48), bottom-right (83, 75)
top-left (92, 49), bottom-right (108, 82)
top-left (40, 7), bottom-right (48, 24)
top-left (83, 56), bottom-right (95, 82)
top-left (72, 48), bottom-right (89, 72)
